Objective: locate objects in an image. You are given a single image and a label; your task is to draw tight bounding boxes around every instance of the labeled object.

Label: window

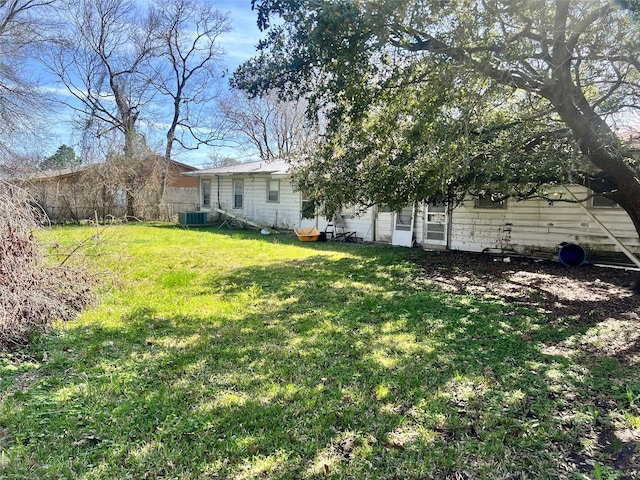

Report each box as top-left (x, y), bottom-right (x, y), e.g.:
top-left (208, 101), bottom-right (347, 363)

top-left (591, 193), bottom-right (618, 208)
top-left (267, 179), bottom-right (280, 203)
top-left (425, 202), bottom-right (447, 242)
top-left (233, 180), bottom-right (243, 209)
top-left (395, 205), bottom-right (413, 231)
top-left (301, 195), bottom-right (315, 219)
top-left (474, 193), bottom-right (506, 209)
top-left (202, 179), bottom-right (211, 207)
top-left (340, 205), bottom-right (356, 218)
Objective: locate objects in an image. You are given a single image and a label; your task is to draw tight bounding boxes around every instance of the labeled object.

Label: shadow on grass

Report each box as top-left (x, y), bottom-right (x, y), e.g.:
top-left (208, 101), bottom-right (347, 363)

top-left (2, 251), bottom-right (640, 478)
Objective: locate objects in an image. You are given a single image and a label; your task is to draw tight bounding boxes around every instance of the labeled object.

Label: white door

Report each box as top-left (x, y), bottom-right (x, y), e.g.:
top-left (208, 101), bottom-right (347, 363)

top-left (392, 205), bottom-right (414, 247)
top-left (423, 202), bottom-right (448, 247)
top-left (375, 207), bottom-right (393, 242)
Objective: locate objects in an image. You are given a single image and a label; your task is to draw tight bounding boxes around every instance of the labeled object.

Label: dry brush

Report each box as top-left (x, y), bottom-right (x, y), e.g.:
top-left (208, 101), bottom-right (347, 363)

top-left (0, 180), bottom-right (92, 348)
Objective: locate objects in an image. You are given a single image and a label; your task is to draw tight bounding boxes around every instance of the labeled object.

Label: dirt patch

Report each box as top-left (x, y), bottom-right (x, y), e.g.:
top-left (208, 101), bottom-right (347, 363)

top-left (413, 250), bottom-right (640, 316)
top-left (412, 251), bottom-right (640, 360)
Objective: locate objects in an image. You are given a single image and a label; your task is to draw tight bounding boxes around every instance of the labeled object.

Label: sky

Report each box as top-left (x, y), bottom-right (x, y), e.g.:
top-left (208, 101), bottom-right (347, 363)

top-left (217, 0), bottom-right (263, 73)
top-left (43, 0), bottom-right (265, 167)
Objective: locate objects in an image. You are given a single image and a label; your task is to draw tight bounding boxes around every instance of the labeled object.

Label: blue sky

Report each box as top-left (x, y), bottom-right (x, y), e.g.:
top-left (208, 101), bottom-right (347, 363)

top-left (217, 0), bottom-right (263, 72)
top-left (44, 0), bottom-right (264, 166)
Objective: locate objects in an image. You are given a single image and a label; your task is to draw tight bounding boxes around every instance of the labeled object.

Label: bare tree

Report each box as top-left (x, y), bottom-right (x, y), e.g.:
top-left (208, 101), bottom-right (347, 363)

top-left (204, 151), bottom-right (240, 169)
top-left (44, 0), bottom-right (158, 158)
top-left (0, 0), bottom-right (57, 157)
top-left (149, 0), bottom-right (231, 201)
top-left (221, 90), bottom-right (320, 161)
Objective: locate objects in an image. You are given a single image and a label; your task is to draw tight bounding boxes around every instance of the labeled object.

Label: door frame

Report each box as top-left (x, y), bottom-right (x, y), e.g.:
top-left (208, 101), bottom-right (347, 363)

top-left (392, 204), bottom-right (415, 247)
top-left (422, 202), bottom-right (449, 247)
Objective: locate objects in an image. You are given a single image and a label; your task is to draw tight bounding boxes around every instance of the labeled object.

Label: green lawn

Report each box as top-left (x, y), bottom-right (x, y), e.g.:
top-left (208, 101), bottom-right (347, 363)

top-left (1, 224), bottom-right (638, 479)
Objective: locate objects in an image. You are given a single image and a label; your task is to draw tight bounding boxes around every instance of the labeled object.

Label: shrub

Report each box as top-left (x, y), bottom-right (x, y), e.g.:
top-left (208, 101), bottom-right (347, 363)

top-left (0, 180), bottom-right (92, 348)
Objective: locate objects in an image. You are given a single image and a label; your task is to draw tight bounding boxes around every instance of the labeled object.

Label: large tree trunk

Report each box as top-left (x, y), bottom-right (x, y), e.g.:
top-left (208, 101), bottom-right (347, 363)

top-left (544, 19), bottom-right (640, 292)
top-left (558, 122), bottom-right (640, 293)
top-left (577, 145), bottom-right (640, 293)
top-left (612, 190), bottom-right (640, 293)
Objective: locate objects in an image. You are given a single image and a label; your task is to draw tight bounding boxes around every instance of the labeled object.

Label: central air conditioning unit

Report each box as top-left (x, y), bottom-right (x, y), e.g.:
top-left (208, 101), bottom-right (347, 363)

top-left (178, 211), bottom-right (208, 226)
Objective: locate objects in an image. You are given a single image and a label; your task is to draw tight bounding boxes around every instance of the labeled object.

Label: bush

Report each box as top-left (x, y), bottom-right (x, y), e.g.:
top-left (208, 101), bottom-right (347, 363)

top-left (0, 180), bottom-right (92, 348)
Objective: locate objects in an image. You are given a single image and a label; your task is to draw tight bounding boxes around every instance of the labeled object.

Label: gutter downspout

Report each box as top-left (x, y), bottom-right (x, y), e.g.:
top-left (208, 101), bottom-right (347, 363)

top-left (217, 175), bottom-right (220, 209)
top-left (372, 204), bottom-right (378, 242)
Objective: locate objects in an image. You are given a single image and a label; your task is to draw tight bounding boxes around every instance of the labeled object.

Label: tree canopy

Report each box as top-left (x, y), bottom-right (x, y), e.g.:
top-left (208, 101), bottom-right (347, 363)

top-left (39, 144), bottom-right (80, 171)
top-left (234, 1), bottom-right (640, 232)
top-left (220, 90), bottom-right (320, 162)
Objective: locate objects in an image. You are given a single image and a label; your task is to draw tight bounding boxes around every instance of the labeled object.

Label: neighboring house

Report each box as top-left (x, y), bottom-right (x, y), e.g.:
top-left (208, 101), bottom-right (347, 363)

top-left (186, 159), bottom-right (640, 261)
top-left (17, 159), bottom-right (199, 223)
top-left (162, 160), bottom-right (201, 216)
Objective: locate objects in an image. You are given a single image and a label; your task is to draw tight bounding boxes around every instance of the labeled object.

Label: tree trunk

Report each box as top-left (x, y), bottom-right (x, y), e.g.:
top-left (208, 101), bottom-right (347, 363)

top-left (160, 87), bottom-right (181, 215)
top-left (617, 195), bottom-right (640, 293)
top-left (547, 76), bottom-right (640, 293)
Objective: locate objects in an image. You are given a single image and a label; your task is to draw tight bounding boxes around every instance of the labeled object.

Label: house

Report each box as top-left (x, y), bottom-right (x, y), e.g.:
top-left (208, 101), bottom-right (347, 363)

top-left (16, 158), bottom-right (199, 223)
top-left (184, 160), bottom-right (304, 229)
top-left (186, 159), bottom-right (640, 262)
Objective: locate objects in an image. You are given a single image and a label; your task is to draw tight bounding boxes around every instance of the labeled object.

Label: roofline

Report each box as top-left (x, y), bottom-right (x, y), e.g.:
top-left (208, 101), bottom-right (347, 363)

top-left (182, 159), bottom-right (290, 177)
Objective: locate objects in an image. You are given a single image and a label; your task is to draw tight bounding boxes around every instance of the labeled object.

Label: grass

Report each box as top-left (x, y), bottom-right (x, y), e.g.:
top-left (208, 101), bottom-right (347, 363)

top-left (0, 224), bottom-right (638, 479)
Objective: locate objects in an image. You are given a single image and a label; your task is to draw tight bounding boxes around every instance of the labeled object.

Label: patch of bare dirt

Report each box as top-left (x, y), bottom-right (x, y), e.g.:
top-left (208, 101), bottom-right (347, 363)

top-left (412, 251), bottom-right (640, 360)
top-left (414, 251), bottom-right (640, 315)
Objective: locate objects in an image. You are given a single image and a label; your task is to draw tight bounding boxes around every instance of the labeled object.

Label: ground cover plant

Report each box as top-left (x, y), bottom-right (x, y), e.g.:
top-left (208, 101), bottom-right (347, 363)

top-left (1, 224), bottom-right (639, 479)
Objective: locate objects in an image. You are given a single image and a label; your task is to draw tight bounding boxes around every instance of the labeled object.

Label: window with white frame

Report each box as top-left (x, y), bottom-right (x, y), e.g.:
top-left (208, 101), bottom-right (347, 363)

top-left (202, 179), bottom-right (211, 207)
top-left (474, 193), bottom-right (507, 209)
top-left (267, 178), bottom-right (280, 203)
top-left (233, 180), bottom-right (244, 209)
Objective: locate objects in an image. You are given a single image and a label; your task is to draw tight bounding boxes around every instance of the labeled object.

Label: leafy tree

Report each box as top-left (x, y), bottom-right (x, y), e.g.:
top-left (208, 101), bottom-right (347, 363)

top-left (235, 0), bottom-right (640, 284)
top-left (39, 144), bottom-right (79, 171)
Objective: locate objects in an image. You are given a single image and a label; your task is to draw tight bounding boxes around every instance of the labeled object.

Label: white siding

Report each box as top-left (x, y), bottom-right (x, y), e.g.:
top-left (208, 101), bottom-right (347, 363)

top-left (376, 211), bottom-right (394, 242)
top-left (337, 210), bottom-right (375, 242)
top-left (447, 186), bottom-right (640, 257)
top-left (200, 174), bottom-right (638, 258)
top-left (201, 173), bottom-right (376, 238)
top-left (200, 174), bottom-right (317, 229)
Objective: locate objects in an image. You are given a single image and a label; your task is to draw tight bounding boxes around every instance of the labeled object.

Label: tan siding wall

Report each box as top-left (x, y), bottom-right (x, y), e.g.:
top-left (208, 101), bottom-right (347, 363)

top-left (164, 186), bottom-right (198, 212)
